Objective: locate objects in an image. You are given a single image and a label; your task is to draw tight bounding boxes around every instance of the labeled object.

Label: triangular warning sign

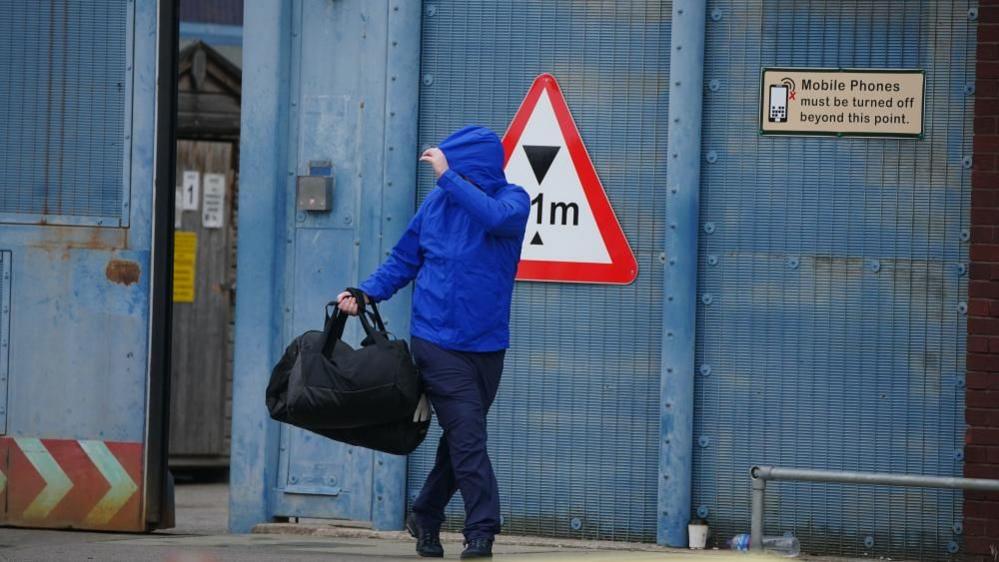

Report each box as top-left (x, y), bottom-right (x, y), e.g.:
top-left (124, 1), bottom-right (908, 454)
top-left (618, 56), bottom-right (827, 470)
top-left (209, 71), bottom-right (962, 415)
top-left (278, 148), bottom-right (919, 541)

top-left (502, 73), bottom-right (637, 284)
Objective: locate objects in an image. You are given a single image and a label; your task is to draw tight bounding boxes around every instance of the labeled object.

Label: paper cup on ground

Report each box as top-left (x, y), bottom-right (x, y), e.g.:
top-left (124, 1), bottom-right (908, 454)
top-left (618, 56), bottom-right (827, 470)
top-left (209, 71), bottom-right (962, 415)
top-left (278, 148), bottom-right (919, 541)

top-left (688, 522), bottom-right (709, 549)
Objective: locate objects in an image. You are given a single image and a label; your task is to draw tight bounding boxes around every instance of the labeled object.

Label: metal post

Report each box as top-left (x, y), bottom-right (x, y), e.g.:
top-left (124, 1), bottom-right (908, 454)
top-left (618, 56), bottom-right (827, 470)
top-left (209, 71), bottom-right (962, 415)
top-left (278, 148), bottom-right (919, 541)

top-left (658, 0), bottom-right (707, 547)
top-left (750, 478), bottom-right (766, 550)
top-left (228, 0), bottom-right (293, 533)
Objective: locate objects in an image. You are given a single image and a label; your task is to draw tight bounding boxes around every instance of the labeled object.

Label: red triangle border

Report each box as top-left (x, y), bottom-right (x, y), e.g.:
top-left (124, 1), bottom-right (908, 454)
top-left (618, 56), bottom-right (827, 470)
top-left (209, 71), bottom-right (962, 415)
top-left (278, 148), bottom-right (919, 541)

top-left (502, 73), bottom-right (638, 284)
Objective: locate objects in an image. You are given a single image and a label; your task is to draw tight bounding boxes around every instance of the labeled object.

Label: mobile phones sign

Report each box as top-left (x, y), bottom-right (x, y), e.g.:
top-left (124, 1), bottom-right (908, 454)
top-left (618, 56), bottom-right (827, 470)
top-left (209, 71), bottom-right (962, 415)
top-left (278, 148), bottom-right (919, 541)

top-left (760, 68), bottom-right (924, 137)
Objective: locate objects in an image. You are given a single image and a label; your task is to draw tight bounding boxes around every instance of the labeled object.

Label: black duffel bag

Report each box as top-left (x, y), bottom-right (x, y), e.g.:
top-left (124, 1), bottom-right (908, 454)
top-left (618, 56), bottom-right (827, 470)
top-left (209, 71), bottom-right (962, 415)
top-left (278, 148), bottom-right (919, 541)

top-left (306, 417), bottom-right (430, 456)
top-left (266, 288), bottom-right (429, 454)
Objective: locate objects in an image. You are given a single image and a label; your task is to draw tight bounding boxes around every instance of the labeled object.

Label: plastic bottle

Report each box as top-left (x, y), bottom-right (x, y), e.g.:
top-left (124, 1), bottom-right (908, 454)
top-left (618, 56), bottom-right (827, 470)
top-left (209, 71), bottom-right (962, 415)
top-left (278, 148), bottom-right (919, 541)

top-left (763, 536), bottom-right (801, 557)
top-left (728, 534), bottom-right (751, 551)
top-left (727, 534), bottom-right (800, 557)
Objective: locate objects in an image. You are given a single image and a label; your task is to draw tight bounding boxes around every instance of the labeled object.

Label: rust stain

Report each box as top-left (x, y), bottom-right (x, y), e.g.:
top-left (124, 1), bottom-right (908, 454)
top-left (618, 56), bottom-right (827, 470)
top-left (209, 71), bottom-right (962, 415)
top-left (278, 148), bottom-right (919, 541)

top-left (105, 259), bottom-right (141, 286)
top-left (28, 226), bottom-right (129, 257)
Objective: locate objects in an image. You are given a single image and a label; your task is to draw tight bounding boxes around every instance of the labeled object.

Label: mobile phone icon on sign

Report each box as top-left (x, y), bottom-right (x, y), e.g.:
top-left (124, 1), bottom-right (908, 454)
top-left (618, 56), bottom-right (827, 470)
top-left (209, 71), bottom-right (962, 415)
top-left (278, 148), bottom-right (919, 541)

top-left (769, 84), bottom-right (788, 123)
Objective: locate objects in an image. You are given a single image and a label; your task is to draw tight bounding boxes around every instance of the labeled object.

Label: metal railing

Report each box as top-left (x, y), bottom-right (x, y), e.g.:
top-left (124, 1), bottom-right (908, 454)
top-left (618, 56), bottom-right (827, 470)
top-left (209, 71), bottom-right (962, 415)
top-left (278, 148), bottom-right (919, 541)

top-left (750, 465), bottom-right (999, 551)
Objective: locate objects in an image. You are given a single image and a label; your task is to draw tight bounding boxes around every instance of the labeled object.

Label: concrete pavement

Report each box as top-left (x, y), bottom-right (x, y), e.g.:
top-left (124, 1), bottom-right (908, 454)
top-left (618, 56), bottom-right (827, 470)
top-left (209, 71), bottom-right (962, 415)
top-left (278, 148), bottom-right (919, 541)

top-left (0, 482), bottom-right (757, 561)
top-left (0, 529), bottom-right (699, 561)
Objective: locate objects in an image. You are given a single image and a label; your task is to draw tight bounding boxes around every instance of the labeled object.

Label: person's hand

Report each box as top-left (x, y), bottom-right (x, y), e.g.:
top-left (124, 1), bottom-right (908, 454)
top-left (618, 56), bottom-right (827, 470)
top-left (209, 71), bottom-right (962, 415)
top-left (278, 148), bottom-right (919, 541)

top-left (336, 291), bottom-right (367, 316)
top-left (413, 394), bottom-right (431, 423)
top-left (419, 147), bottom-right (449, 178)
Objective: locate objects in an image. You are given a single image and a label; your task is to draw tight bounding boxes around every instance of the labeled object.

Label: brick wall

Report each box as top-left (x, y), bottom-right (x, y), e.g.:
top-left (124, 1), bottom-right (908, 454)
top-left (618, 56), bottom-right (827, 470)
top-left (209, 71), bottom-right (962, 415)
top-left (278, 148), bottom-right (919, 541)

top-left (967, 4), bottom-right (999, 560)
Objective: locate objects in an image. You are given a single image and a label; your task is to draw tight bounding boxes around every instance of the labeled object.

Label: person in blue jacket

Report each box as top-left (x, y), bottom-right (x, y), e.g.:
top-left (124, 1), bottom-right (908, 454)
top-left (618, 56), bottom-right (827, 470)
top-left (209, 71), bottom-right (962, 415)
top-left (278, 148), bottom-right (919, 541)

top-left (337, 125), bottom-right (530, 559)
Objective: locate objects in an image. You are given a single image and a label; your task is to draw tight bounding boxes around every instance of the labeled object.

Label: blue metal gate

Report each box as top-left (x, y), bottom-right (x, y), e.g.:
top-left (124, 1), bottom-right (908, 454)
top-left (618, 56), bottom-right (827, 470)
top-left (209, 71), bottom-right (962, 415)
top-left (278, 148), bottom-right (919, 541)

top-left (229, 0), bottom-right (423, 532)
top-left (410, 0), bottom-right (672, 542)
top-left (0, 0), bottom-right (168, 531)
top-left (693, 1), bottom-right (972, 558)
top-left (270, 0), bottom-right (412, 526)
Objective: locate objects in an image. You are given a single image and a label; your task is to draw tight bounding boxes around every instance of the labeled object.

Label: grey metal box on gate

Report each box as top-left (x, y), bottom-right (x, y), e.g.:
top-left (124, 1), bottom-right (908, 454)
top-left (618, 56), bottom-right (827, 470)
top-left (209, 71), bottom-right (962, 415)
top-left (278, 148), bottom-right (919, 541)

top-left (296, 176), bottom-right (332, 212)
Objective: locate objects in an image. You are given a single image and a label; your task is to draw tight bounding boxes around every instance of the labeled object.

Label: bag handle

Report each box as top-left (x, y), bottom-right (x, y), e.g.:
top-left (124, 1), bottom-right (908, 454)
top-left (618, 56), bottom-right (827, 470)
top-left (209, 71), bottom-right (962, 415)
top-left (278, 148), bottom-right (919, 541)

top-left (322, 301), bottom-right (349, 356)
top-left (346, 287), bottom-right (388, 335)
top-left (345, 287), bottom-right (388, 335)
top-left (321, 289), bottom-right (389, 354)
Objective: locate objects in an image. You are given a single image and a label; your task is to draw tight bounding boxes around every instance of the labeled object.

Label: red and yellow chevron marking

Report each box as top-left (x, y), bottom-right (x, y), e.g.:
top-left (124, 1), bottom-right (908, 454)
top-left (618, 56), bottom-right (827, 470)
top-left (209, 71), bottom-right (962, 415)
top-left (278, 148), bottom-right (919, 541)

top-left (0, 437), bottom-right (144, 531)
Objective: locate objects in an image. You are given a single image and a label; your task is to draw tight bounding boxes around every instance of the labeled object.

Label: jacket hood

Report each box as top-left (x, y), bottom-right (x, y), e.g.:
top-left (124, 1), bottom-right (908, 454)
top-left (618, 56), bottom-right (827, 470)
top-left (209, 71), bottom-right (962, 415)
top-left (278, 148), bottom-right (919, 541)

top-left (438, 125), bottom-right (507, 193)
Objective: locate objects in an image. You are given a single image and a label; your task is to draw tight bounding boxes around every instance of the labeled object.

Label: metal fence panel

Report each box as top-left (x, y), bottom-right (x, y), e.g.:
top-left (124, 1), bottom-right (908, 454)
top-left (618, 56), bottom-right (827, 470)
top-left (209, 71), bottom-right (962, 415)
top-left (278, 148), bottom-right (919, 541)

top-left (411, 0), bottom-right (671, 542)
top-left (693, 1), bottom-right (972, 559)
top-left (0, 0), bottom-right (129, 225)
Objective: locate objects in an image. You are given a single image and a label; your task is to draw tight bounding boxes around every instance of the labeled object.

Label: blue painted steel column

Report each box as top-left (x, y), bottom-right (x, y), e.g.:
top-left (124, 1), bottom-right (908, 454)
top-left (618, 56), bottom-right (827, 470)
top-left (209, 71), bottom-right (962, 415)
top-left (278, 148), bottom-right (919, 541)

top-left (229, 0), bottom-right (292, 533)
top-left (370, 0), bottom-right (423, 531)
top-left (658, 0), bottom-right (706, 547)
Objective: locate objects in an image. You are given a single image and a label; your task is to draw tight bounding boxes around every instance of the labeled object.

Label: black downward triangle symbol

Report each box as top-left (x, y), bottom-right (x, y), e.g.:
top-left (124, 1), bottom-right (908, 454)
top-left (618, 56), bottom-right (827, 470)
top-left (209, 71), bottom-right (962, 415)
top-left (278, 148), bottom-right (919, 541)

top-left (523, 145), bottom-right (560, 184)
top-left (530, 232), bottom-right (544, 245)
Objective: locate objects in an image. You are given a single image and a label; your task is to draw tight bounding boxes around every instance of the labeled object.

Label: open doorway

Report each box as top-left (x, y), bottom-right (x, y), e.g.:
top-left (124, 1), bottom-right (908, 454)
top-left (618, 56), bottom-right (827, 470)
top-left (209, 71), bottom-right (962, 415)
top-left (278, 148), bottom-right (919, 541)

top-left (169, 40), bottom-right (241, 477)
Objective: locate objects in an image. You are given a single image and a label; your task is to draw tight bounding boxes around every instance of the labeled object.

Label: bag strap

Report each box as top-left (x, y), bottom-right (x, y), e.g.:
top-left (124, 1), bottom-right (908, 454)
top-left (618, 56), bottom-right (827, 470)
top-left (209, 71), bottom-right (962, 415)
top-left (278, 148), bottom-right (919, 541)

top-left (322, 301), bottom-right (349, 356)
top-left (346, 287), bottom-right (388, 334)
top-left (320, 289), bottom-right (391, 356)
top-left (336, 287), bottom-right (388, 349)
top-left (367, 300), bottom-right (387, 332)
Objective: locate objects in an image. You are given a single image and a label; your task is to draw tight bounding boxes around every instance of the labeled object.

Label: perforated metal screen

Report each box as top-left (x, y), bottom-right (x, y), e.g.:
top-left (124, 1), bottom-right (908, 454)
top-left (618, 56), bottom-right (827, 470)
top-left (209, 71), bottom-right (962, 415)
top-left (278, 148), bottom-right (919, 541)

top-left (693, 1), bottom-right (971, 559)
top-left (0, 1), bottom-right (129, 224)
top-left (410, 0), bottom-right (671, 542)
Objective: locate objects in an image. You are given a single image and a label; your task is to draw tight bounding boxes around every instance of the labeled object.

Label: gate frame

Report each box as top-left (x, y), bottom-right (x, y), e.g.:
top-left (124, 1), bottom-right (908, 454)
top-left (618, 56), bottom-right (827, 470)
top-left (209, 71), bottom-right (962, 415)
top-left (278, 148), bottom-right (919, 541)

top-left (145, 0), bottom-right (180, 529)
top-left (228, 0), bottom-right (293, 532)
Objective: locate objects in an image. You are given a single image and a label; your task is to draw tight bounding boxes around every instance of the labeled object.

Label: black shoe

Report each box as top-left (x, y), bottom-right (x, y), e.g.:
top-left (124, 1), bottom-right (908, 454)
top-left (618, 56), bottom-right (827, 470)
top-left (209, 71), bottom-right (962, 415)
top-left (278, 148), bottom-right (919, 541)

top-left (460, 537), bottom-right (494, 559)
top-left (406, 513), bottom-right (443, 558)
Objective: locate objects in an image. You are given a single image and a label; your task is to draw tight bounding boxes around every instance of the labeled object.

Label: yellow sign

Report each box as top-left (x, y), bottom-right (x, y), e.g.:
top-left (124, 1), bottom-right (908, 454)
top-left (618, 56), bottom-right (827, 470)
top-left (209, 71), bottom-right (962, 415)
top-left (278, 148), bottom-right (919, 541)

top-left (173, 231), bottom-right (197, 303)
top-left (760, 69), bottom-right (924, 137)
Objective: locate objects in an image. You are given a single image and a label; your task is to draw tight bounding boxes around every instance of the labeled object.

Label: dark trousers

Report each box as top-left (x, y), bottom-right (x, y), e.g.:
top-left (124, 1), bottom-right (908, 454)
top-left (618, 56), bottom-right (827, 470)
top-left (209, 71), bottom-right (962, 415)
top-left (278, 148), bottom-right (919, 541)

top-left (410, 336), bottom-right (505, 541)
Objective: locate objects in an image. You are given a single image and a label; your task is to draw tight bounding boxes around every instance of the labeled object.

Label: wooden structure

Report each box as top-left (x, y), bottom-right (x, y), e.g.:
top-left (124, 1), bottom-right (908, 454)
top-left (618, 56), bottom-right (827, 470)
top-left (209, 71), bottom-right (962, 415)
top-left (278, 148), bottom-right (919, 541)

top-left (170, 41), bottom-right (240, 467)
top-left (178, 40), bottom-right (241, 140)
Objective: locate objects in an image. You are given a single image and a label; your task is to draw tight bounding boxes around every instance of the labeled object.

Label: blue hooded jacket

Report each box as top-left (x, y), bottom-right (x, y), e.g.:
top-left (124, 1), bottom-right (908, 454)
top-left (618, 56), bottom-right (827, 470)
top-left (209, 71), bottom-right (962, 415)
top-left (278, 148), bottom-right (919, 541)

top-left (359, 126), bottom-right (531, 352)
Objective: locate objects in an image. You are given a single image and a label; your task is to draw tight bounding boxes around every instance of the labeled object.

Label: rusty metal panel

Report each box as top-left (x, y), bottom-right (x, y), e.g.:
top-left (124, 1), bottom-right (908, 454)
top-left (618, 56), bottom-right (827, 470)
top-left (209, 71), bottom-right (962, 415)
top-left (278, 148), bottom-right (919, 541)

top-left (5, 230), bottom-right (151, 442)
top-left (0, 0), bottom-right (161, 533)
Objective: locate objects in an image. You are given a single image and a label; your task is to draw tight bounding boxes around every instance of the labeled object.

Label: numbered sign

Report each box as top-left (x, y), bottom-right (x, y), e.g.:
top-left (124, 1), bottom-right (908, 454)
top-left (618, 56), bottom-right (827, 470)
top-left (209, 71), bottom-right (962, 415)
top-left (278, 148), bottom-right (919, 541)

top-left (181, 170), bottom-right (200, 211)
